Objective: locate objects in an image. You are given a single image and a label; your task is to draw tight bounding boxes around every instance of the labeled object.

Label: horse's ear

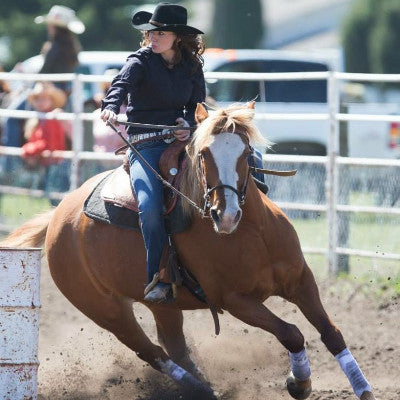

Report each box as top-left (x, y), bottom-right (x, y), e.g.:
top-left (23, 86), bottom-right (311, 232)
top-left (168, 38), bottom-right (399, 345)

top-left (195, 103), bottom-right (209, 123)
top-left (246, 101), bottom-right (255, 110)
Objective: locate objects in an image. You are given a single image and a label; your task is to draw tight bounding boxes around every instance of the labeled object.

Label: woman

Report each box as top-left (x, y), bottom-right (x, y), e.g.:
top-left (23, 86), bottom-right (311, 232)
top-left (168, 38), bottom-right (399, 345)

top-left (100, 3), bottom-right (206, 303)
top-left (36, 5), bottom-right (84, 96)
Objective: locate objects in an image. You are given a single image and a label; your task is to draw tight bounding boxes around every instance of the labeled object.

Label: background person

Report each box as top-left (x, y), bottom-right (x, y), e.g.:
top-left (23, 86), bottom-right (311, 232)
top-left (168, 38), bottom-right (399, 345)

top-left (92, 69), bottom-right (126, 153)
top-left (21, 81), bottom-right (70, 205)
top-left (100, 3), bottom-right (205, 303)
top-left (1, 5), bottom-right (84, 154)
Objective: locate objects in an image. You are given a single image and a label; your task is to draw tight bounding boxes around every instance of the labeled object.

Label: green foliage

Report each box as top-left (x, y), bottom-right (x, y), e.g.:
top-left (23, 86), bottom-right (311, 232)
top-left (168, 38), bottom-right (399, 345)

top-left (211, 0), bottom-right (264, 49)
top-left (341, 0), bottom-right (400, 75)
top-left (369, 0), bottom-right (400, 74)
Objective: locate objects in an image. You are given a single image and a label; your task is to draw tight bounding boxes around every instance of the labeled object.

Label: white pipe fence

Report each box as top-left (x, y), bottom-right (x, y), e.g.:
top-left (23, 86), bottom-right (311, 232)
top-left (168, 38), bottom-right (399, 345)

top-left (0, 70), bottom-right (399, 274)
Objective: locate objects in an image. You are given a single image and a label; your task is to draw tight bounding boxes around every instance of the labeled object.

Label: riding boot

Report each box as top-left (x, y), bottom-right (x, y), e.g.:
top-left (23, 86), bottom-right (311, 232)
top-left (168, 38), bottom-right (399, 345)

top-left (144, 276), bottom-right (172, 303)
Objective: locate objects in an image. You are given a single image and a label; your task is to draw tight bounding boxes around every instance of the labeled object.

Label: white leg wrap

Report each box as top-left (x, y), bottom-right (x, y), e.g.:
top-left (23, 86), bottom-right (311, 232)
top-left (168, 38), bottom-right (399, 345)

top-left (335, 348), bottom-right (372, 398)
top-left (159, 359), bottom-right (186, 381)
top-left (289, 348), bottom-right (311, 381)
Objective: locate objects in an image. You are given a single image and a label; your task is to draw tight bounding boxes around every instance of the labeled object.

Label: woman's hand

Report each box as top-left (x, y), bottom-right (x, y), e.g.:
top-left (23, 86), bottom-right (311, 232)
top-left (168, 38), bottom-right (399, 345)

top-left (174, 118), bottom-right (190, 141)
top-left (100, 109), bottom-right (118, 124)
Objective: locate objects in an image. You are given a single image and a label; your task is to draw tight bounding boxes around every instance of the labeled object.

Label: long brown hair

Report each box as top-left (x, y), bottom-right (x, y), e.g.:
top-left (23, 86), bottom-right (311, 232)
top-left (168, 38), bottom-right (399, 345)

top-left (141, 32), bottom-right (205, 73)
top-left (40, 26), bottom-right (81, 74)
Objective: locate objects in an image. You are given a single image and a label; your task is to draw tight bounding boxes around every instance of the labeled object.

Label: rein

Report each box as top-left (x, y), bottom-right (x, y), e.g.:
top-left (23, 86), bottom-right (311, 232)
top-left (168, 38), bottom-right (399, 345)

top-left (117, 120), bottom-right (197, 132)
top-left (108, 121), bottom-right (297, 215)
top-left (250, 166), bottom-right (297, 177)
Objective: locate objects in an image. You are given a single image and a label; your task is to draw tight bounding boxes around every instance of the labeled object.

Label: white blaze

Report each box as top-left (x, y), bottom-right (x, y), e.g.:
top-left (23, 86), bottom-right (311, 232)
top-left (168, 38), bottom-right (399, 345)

top-left (209, 133), bottom-right (245, 217)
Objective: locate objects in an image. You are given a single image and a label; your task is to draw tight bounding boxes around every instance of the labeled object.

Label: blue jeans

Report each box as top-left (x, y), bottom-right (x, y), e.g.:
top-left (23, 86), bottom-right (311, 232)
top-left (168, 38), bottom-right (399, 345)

top-left (128, 139), bottom-right (170, 284)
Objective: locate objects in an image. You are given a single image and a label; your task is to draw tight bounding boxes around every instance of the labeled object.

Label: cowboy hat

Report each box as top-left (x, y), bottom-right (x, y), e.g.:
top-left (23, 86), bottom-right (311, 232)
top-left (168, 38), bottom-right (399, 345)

top-left (132, 2), bottom-right (203, 35)
top-left (34, 5), bottom-right (85, 34)
top-left (27, 82), bottom-right (67, 109)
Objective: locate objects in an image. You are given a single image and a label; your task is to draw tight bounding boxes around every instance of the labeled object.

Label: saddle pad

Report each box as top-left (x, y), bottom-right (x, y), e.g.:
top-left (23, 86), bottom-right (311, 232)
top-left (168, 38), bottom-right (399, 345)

top-left (83, 169), bottom-right (192, 233)
top-left (100, 166), bottom-right (138, 212)
top-left (83, 172), bottom-right (140, 231)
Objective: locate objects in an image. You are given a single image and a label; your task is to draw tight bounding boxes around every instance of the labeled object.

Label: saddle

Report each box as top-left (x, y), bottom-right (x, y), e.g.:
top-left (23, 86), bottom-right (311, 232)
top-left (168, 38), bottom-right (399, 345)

top-left (100, 139), bottom-right (188, 216)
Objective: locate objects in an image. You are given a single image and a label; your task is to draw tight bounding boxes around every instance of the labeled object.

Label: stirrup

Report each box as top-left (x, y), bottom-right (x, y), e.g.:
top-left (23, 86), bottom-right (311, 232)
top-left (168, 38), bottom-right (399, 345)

top-left (144, 272), bottom-right (160, 296)
top-left (143, 282), bottom-right (173, 304)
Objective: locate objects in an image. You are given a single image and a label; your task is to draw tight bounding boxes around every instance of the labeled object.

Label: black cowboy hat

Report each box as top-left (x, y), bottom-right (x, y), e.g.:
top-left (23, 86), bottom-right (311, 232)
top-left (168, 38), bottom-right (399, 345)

top-left (131, 2), bottom-right (203, 35)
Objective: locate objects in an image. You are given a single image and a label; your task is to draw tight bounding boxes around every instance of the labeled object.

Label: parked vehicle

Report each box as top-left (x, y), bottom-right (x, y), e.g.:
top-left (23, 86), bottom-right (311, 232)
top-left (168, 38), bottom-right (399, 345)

top-left (203, 48), bottom-right (400, 159)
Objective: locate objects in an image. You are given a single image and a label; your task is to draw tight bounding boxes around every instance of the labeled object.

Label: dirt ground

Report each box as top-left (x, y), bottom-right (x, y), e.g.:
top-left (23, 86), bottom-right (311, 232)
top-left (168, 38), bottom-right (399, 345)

top-left (37, 262), bottom-right (399, 400)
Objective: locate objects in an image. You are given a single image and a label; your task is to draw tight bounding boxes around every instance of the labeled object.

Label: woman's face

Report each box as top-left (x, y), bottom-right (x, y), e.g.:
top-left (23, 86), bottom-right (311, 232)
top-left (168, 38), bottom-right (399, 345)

top-left (47, 23), bottom-right (57, 38)
top-left (148, 31), bottom-right (177, 57)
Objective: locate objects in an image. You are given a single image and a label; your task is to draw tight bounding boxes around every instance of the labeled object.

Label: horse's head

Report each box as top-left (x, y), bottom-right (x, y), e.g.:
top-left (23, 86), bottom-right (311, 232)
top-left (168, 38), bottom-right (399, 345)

top-left (187, 102), bottom-right (266, 234)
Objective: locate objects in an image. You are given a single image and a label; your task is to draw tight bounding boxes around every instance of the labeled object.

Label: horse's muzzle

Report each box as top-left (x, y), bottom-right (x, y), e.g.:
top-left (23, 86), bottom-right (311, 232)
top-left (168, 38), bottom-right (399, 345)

top-left (210, 206), bottom-right (242, 234)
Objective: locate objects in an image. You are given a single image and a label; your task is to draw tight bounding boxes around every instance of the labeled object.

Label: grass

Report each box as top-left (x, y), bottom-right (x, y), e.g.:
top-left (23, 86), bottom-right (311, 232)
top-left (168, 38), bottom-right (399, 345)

top-left (1, 192), bottom-right (399, 284)
top-left (0, 194), bottom-right (52, 227)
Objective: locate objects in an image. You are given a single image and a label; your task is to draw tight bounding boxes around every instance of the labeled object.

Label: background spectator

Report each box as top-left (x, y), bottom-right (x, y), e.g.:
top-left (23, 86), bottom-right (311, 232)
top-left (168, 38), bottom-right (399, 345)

top-left (21, 81), bottom-right (70, 205)
top-left (92, 69), bottom-right (126, 153)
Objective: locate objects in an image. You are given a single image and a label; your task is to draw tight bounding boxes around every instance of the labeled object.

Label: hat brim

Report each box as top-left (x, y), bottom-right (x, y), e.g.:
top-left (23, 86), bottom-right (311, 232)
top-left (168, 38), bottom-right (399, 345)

top-left (34, 15), bottom-right (85, 34)
top-left (131, 11), bottom-right (203, 35)
top-left (28, 85), bottom-right (67, 109)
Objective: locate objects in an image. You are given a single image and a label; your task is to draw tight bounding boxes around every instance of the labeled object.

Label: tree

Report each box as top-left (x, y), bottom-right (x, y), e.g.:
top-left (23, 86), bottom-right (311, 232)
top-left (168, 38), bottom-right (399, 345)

top-left (341, 0), bottom-right (400, 74)
top-left (211, 0), bottom-right (264, 49)
top-left (369, 0), bottom-right (400, 74)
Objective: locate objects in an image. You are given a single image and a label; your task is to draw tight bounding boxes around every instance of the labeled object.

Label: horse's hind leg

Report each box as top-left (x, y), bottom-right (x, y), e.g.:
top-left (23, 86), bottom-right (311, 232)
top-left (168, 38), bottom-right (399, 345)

top-left (292, 265), bottom-right (374, 400)
top-left (150, 307), bottom-right (208, 384)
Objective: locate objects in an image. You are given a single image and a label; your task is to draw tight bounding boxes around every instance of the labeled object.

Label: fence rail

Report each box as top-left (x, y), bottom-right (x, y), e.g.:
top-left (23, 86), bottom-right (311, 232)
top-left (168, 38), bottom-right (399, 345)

top-left (0, 70), bottom-right (399, 274)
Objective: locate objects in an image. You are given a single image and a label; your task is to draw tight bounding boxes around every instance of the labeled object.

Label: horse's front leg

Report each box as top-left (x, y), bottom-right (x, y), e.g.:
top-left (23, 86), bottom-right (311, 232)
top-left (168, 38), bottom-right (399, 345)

top-left (150, 307), bottom-right (209, 384)
top-left (292, 265), bottom-right (375, 400)
top-left (224, 292), bottom-right (312, 400)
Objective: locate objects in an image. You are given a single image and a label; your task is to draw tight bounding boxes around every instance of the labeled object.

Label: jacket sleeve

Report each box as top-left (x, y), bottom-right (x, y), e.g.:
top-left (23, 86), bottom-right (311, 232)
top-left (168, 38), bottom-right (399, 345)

top-left (101, 56), bottom-right (144, 114)
top-left (184, 64), bottom-right (206, 127)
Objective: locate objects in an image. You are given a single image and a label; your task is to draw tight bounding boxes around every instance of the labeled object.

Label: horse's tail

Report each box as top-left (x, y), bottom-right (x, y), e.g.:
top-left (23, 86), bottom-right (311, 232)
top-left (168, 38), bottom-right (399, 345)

top-left (0, 209), bottom-right (55, 248)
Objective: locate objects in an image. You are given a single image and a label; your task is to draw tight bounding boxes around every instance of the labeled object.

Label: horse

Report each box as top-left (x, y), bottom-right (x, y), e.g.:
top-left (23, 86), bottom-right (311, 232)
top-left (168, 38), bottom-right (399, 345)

top-left (0, 103), bottom-right (375, 400)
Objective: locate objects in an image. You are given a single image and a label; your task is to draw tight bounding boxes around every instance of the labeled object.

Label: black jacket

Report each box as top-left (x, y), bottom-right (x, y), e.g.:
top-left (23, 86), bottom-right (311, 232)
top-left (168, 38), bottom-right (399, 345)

top-left (101, 46), bottom-right (205, 134)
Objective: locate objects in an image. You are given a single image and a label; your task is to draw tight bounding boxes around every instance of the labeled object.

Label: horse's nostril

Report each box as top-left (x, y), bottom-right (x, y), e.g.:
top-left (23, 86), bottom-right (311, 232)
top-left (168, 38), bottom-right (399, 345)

top-left (210, 208), bottom-right (219, 222)
top-left (234, 209), bottom-right (242, 224)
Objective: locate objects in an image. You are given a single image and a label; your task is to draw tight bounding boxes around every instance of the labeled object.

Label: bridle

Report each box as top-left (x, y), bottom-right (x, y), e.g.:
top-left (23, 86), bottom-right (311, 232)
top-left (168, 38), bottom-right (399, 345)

top-left (197, 131), bottom-right (252, 211)
top-left (107, 120), bottom-right (296, 218)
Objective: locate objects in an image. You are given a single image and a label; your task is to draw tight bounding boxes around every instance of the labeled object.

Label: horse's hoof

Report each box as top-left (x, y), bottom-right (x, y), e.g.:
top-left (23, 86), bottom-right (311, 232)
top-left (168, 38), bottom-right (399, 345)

top-left (360, 391), bottom-right (376, 400)
top-left (181, 372), bottom-right (217, 399)
top-left (286, 372), bottom-right (312, 399)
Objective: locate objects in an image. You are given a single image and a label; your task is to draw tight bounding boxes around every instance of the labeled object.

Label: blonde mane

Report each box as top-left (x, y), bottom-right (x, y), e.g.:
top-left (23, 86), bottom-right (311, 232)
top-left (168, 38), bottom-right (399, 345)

top-left (180, 104), bottom-right (269, 217)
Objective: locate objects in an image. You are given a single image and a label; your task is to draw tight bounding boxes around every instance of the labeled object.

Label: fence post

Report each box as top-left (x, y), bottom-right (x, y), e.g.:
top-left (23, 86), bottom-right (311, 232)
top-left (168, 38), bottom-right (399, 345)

top-left (0, 248), bottom-right (41, 400)
top-left (327, 71), bottom-right (339, 275)
top-left (338, 103), bottom-right (350, 273)
top-left (70, 74), bottom-right (84, 191)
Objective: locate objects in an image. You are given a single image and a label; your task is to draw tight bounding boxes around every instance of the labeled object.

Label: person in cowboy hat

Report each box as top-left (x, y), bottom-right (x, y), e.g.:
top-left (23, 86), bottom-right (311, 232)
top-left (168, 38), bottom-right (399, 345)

top-left (100, 2), bottom-right (206, 303)
top-left (22, 81), bottom-right (67, 166)
top-left (34, 5), bottom-right (84, 77)
top-left (22, 81), bottom-right (70, 205)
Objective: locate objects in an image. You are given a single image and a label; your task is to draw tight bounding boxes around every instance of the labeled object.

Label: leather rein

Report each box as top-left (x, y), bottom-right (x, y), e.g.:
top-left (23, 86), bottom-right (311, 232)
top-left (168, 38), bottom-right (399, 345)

top-left (107, 121), bottom-right (296, 216)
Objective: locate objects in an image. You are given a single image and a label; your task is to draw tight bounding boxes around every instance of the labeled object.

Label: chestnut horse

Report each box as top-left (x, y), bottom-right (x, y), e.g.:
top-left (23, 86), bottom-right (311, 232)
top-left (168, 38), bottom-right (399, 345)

top-left (1, 103), bottom-right (375, 400)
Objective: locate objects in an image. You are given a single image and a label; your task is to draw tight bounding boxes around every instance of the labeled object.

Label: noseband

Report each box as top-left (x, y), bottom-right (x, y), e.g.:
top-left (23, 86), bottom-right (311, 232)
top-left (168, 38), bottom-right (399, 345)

top-left (198, 132), bottom-right (252, 211)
